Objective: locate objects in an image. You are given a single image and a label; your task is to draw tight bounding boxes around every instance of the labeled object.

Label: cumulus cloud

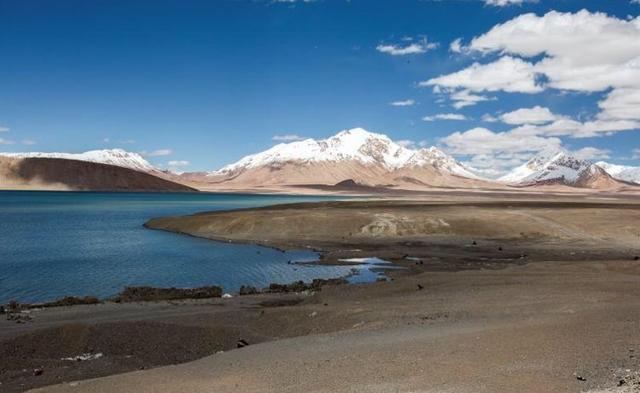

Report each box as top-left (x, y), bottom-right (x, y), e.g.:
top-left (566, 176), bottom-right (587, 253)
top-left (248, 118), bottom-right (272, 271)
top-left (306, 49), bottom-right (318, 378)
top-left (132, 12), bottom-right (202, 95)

top-left (389, 99), bottom-right (415, 107)
top-left (272, 134), bottom-right (305, 142)
top-left (0, 126), bottom-right (9, 132)
top-left (167, 160), bottom-right (190, 167)
top-left (140, 149), bottom-right (173, 157)
top-left (428, 10), bottom-right (640, 174)
top-left (499, 106), bottom-right (559, 125)
top-left (427, 9), bottom-right (640, 146)
top-left (0, 138), bottom-right (14, 145)
top-left (423, 113), bottom-right (468, 122)
top-left (485, 0), bottom-right (537, 6)
top-left (449, 38), bottom-right (464, 53)
top-left (397, 139), bottom-right (428, 149)
top-left (439, 126), bottom-right (565, 178)
top-left (481, 114), bottom-right (499, 123)
top-left (510, 118), bottom-right (640, 138)
top-left (450, 90), bottom-right (495, 109)
top-left (572, 147), bottom-right (611, 160)
top-left (21, 139), bottom-right (36, 145)
top-left (422, 56), bottom-right (544, 95)
top-left (461, 152), bottom-right (533, 178)
top-left (440, 127), bottom-right (562, 156)
top-left (377, 37), bottom-right (438, 56)
top-left (468, 10), bottom-right (640, 123)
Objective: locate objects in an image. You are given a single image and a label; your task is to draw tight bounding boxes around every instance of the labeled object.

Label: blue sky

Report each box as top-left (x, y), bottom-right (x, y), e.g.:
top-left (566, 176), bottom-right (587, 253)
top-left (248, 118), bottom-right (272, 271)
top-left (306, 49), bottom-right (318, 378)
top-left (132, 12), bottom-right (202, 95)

top-left (0, 0), bottom-right (638, 174)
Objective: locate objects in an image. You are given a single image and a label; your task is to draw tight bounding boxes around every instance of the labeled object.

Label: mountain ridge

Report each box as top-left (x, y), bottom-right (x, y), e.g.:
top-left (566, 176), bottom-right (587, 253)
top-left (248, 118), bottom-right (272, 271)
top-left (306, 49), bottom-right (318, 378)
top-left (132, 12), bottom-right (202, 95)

top-left (499, 149), bottom-right (624, 189)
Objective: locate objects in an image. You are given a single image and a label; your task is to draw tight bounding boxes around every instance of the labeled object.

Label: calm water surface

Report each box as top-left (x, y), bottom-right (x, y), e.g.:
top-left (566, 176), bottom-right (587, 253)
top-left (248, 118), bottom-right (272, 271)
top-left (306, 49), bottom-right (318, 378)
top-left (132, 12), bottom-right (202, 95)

top-left (0, 191), bottom-right (360, 303)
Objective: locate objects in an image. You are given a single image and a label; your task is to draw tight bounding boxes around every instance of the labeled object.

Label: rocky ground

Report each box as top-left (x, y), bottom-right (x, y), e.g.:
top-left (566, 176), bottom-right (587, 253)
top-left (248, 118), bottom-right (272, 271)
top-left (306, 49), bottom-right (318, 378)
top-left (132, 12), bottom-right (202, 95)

top-left (2, 196), bottom-right (640, 393)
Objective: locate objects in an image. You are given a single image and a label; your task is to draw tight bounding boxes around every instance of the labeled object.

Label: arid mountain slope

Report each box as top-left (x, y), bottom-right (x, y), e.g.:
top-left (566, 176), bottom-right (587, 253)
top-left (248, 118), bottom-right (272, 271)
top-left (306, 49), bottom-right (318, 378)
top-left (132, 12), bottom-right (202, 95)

top-left (196, 128), bottom-right (500, 191)
top-left (0, 156), bottom-right (195, 192)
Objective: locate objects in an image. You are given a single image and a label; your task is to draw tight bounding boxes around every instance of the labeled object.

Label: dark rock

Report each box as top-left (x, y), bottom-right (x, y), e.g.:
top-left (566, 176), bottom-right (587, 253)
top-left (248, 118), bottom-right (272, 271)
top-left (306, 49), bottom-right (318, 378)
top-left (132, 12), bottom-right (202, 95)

top-left (618, 379), bottom-right (626, 386)
top-left (33, 368), bottom-right (43, 376)
top-left (417, 284), bottom-right (424, 291)
top-left (237, 339), bottom-right (249, 348)
top-left (7, 300), bottom-right (20, 312)
top-left (0, 305), bottom-right (4, 315)
top-left (259, 298), bottom-right (304, 308)
top-left (265, 278), bottom-right (347, 294)
top-left (39, 296), bottom-right (100, 308)
top-left (114, 285), bottom-right (222, 302)
top-left (634, 256), bottom-right (639, 261)
top-left (472, 241), bottom-right (477, 246)
top-left (576, 375), bottom-right (586, 381)
top-left (238, 285), bottom-right (259, 296)
top-left (498, 246), bottom-right (503, 251)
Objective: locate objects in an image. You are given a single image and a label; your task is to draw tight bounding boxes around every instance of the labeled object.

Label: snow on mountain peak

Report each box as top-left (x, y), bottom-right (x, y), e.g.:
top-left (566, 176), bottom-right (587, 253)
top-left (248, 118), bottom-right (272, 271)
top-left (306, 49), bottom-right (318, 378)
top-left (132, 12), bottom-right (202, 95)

top-left (0, 149), bottom-right (156, 173)
top-left (499, 148), bottom-right (596, 185)
top-left (213, 128), bottom-right (475, 178)
top-left (596, 161), bottom-right (640, 184)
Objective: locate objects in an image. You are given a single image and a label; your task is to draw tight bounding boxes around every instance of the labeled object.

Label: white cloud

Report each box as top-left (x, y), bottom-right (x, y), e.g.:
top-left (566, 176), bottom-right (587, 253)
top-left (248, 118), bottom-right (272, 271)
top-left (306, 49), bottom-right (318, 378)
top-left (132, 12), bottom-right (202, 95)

top-left (0, 126), bottom-right (9, 132)
top-left (450, 90), bottom-right (494, 109)
top-left (440, 127), bottom-right (562, 156)
top-left (481, 113), bottom-right (499, 122)
top-left (389, 99), bottom-right (415, 107)
top-left (427, 10), bottom-right (640, 141)
top-left (510, 118), bottom-right (640, 138)
top-left (0, 138), bottom-right (14, 145)
top-left (422, 56), bottom-right (543, 95)
top-left (462, 152), bottom-right (532, 178)
top-left (485, 0), bottom-right (537, 6)
top-left (377, 37), bottom-right (438, 56)
top-left (598, 88), bottom-right (640, 121)
top-left (167, 160), bottom-right (190, 167)
top-left (573, 147), bottom-right (611, 160)
top-left (21, 139), bottom-right (36, 145)
top-left (397, 140), bottom-right (416, 148)
top-left (449, 38), bottom-right (463, 53)
top-left (396, 139), bottom-right (428, 149)
top-left (633, 148), bottom-right (640, 159)
top-left (499, 106), bottom-right (559, 125)
top-left (140, 149), bottom-right (173, 157)
top-left (423, 113), bottom-right (468, 122)
top-left (272, 134), bottom-right (305, 142)
top-left (467, 10), bottom-right (640, 126)
top-left (439, 126), bottom-right (566, 178)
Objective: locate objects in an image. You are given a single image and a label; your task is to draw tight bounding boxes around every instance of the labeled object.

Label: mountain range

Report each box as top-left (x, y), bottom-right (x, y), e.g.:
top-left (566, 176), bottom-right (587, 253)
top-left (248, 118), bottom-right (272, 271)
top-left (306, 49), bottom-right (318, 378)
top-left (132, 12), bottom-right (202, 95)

top-left (1, 128), bottom-right (638, 192)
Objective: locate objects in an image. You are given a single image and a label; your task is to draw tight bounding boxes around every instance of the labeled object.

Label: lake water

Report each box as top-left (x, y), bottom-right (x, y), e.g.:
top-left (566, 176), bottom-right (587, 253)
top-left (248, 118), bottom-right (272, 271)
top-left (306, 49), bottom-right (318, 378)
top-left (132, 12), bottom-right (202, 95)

top-left (0, 191), bottom-right (362, 303)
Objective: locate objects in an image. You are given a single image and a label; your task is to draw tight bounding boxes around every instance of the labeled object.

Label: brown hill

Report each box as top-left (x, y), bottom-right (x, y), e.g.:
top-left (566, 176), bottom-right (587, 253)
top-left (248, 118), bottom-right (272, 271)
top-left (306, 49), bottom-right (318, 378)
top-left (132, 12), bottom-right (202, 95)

top-left (0, 156), bottom-right (196, 192)
top-left (194, 160), bottom-right (504, 192)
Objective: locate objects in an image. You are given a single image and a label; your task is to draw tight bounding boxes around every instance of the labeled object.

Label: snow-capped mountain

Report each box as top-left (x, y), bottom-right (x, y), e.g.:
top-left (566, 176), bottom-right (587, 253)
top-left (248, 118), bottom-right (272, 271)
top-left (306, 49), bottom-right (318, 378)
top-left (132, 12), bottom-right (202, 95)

top-left (499, 149), bottom-right (620, 188)
top-left (0, 149), bottom-right (157, 173)
top-left (212, 128), bottom-right (479, 181)
top-left (596, 162), bottom-right (640, 185)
